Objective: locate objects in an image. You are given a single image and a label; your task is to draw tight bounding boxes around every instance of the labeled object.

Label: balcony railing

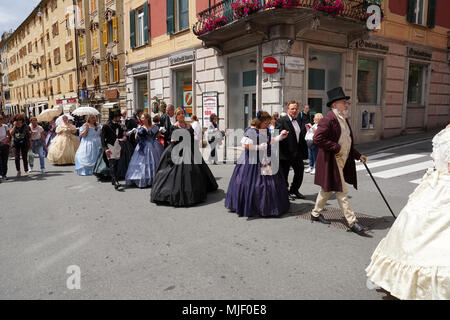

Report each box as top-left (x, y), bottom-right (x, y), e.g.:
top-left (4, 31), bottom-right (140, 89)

top-left (193, 0), bottom-right (367, 36)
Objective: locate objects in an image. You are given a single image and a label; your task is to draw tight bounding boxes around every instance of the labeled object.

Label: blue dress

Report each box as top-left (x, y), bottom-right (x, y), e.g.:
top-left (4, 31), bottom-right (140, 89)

top-left (125, 126), bottom-right (164, 188)
top-left (225, 127), bottom-right (290, 217)
top-left (75, 125), bottom-right (102, 175)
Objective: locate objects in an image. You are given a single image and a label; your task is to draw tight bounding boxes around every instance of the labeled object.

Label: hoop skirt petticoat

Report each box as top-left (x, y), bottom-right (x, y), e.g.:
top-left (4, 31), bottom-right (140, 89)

top-left (150, 126), bottom-right (218, 207)
top-left (365, 127), bottom-right (450, 300)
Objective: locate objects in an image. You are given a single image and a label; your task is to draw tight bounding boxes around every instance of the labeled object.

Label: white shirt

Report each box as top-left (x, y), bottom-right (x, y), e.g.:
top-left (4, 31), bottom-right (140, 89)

top-left (169, 115), bottom-right (176, 125)
top-left (288, 115), bottom-right (300, 142)
top-left (191, 121), bottom-right (201, 141)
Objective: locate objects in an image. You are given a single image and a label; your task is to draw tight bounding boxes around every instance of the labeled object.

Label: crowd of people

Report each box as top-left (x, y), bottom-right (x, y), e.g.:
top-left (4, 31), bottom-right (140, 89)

top-left (0, 86), bottom-right (448, 300)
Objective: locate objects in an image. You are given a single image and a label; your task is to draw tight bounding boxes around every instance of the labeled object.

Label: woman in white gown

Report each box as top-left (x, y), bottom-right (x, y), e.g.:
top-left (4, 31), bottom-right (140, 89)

top-left (365, 124), bottom-right (450, 300)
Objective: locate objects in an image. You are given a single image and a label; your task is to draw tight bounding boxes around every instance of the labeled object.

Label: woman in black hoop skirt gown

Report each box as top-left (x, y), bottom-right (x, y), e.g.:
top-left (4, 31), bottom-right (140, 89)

top-left (150, 107), bottom-right (218, 207)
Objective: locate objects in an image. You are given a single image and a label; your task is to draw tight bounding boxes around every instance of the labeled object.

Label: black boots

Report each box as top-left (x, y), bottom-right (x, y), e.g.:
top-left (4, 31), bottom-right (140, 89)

top-left (350, 222), bottom-right (369, 234)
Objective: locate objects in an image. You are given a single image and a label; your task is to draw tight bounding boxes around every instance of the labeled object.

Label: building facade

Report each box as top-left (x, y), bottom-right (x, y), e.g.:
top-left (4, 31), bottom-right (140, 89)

top-left (124, 0), bottom-right (204, 120)
top-left (76, 0), bottom-right (126, 121)
top-left (192, 0), bottom-right (450, 144)
top-left (4, 0), bottom-right (80, 117)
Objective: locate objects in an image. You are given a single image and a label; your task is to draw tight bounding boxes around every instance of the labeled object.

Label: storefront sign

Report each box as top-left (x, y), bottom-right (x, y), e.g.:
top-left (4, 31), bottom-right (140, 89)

top-left (407, 47), bottom-right (432, 60)
top-left (154, 79), bottom-right (163, 99)
top-left (202, 92), bottom-right (218, 128)
top-left (285, 56), bottom-right (305, 71)
top-left (105, 89), bottom-right (119, 100)
top-left (263, 57), bottom-right (279, 74)
top-left (357, 41), bottom-right (389, 52)
top-left (183, 91), bottom-right (193, 115)
top-left (131, 62), bottom-right (149, 74)
top-left (170, 51), bottom-right (195, 66)
top-left (56, 98), bottom-right (78, 105)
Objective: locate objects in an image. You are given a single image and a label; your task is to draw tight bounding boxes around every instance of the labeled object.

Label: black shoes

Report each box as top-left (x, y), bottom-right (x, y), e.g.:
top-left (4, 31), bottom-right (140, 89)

top-left (311, 214), bottom-right (331, 224)
top-left (350, 222), bottom-right (369, 234)
top-left (289, 190), bottom-right (306, 199)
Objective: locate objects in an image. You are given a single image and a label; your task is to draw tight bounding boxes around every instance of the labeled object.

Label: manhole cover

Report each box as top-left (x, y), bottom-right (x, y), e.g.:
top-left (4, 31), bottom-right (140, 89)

top-left (294, 207), bottom-right (383, 231)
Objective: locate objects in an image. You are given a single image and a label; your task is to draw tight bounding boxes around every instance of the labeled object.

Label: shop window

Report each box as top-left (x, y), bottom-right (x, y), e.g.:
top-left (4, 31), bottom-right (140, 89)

top-left (136, 77), bottom-right (149, 112)
top-left (357, 58), bottom-right (380, 105)
top-left (407, 64), bottom-right (425, 105)
top-left (362, 110), bottom-right (376, 130)
top-left (174, 68), bottom-right (193, 117)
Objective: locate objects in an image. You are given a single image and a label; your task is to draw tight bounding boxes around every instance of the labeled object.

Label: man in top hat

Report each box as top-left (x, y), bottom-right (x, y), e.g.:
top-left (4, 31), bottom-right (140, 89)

top-left (311, 87), bottom-right (368, 234)
top-left (101, 108), bottom-right (126, 190)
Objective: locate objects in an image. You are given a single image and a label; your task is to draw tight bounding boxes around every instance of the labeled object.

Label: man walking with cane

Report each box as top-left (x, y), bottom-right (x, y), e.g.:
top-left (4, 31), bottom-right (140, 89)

top-left (311, 87), bottom-right (369, 234)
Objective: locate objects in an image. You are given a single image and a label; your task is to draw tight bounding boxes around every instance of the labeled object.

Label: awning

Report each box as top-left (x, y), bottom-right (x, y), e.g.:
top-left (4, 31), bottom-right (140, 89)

top-left (103, 102), bottom-right (119, 109)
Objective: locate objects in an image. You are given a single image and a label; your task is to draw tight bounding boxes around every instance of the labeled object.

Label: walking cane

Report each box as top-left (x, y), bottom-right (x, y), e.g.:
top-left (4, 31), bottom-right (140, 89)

top-left (363, 162), bottom-right (397, 219)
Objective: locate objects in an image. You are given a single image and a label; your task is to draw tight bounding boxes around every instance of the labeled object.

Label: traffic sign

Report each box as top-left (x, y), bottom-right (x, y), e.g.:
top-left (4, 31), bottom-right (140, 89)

top-left (263, 57), bottom-right (279, 74)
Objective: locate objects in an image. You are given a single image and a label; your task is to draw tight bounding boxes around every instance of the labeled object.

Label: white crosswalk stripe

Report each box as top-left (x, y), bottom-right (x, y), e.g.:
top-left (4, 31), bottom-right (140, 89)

top-left (409, 178), bottom-right (422, 185)
top-left (356, 154), bottom-right (426, 171)
top-left (372, 160), bottom-right (433, 179)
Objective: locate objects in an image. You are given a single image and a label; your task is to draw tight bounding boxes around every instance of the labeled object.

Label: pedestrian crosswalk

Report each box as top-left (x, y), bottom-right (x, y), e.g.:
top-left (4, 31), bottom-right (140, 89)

top-left (357, 153), bottom-right (433, 184)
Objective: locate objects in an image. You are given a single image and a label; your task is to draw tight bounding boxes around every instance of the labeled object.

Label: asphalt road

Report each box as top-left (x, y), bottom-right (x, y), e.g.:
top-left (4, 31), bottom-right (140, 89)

top-left (0, 140), bottom-right (433, 299)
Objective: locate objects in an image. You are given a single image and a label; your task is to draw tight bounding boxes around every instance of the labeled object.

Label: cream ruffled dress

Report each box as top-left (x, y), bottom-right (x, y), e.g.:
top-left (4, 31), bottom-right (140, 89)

top-left (365, 126), bottom-right (450, 300)
top-left (47, 123), bottom-right (80, 165)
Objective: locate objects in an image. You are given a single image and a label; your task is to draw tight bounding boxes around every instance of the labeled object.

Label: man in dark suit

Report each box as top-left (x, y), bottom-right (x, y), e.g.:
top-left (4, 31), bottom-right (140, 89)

top-left (297, 104), bottom-right (313, 132)
top-left (275, 101), bottom-right (309, 199)
top-left (159, 104), bottom-right (175, 148)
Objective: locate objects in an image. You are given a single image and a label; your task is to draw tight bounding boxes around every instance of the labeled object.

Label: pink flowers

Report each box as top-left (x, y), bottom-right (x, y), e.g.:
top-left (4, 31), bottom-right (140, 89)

top-left (194, 15), bottom-right (228, 36)
top-left (232, 0), bottom-right (263, 19)
top-left (313, 0), bottom-right (345, 17)
top-left (265, 0), bottom-right (299, 9)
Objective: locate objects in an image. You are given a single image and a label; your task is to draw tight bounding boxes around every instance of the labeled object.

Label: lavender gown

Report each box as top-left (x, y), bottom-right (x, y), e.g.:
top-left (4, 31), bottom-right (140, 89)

top-left (225, 127), bottom-right (290, 217)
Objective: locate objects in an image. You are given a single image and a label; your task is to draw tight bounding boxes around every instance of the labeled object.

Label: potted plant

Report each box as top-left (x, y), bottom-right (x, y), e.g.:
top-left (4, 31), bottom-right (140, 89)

top-left (194, 15), bottom-right (228, 36)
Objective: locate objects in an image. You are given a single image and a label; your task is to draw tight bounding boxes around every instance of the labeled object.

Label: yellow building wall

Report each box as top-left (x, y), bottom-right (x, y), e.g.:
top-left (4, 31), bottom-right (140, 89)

top-left (6, 0), bottom-right (78, 111)
top-left (124, 0), bottom-right (201, 66)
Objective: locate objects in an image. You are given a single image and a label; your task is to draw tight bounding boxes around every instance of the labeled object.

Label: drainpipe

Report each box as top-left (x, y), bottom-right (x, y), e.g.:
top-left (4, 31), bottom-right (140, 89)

top-left (72, 0), bottom-right (81, 105)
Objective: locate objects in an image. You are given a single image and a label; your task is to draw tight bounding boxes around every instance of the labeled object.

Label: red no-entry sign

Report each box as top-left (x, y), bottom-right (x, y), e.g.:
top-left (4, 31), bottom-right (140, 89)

top-left (263, 57), bottom-right (279, 74)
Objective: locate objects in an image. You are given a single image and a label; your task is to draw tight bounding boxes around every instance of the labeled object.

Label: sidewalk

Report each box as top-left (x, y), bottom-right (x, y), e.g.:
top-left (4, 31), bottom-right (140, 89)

top-left (356, 128), bottom-right (441, 155)
top-left (199, 128), bottom-right (442, 163)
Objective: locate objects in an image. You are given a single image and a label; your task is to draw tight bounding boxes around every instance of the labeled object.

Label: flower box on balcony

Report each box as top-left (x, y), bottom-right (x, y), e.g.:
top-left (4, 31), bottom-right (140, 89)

top-left (194, 15), bottom-right (229, 36)
top-left (264, 0), bottom-right (299, 10)
top-left (232, 0), bottom-right (262, 19)
top-left (313, 0), bottom-right (345, 17)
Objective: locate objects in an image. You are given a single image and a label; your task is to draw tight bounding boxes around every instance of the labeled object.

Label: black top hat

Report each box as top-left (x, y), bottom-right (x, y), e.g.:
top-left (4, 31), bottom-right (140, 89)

top-left (109, 108), bottom-right (121, 119)
top-left (326, 87), bottom-right (350, 108)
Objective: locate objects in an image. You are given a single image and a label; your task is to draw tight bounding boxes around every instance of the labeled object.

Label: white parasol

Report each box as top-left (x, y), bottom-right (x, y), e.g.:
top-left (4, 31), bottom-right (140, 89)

top-left (55, 114), bottom-right (75, 126)
top-left (71, 106), bottom-right (100, 117)
top-left (37, 108), bottom-right (62, 122)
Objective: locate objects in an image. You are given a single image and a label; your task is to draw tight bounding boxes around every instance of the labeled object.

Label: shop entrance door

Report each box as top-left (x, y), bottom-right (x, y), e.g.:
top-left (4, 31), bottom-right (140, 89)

top-left (243, 90), bottom-right (257, 128)
top-left (307, 49), bottom-right (342, 116)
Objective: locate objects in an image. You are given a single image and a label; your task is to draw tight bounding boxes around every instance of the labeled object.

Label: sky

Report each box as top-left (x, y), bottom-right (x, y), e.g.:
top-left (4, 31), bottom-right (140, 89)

top-left (0, 0), bottom-right (41, 35)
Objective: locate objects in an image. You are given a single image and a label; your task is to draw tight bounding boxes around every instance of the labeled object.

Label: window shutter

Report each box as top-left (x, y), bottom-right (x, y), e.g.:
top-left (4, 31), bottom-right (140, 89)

top-left (406, 0), bottom-right (416, 23)
top-left (105, 62), bottom-right (110, 84)
top-left (112, 17), bottom-right (118, 42)
top-left (114, 59), bottom-right (119, 83)
top-left (130, 9), bottom-right (136, 48)
top-left (80, 36), bottom-right (84, 55)
top-left (103, 21), bottom-right (108, 45)
top-left (427, 0), bottom-right (436, 28)
top-left (144, 2), bottom-right (149, 44)
top-left (166, 0), bottom-right (174, 35)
